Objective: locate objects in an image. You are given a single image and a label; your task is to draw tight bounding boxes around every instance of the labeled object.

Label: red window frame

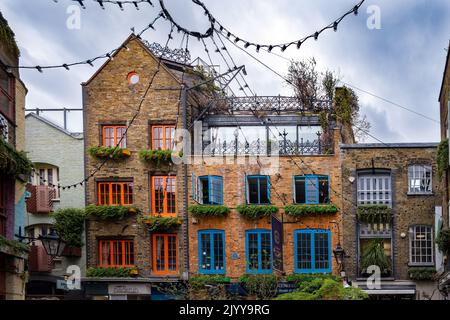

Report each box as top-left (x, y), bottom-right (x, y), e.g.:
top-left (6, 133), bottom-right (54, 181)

top-left (152, 176), bottom-right (176, 216)
top-left (152, 234), bottom-right (178, 275)
top-left (98, 239), bottom-right (134, 267)
top-left (102, 125), bottom-right (127, 148)
top-left (0, 67), bottom-right (15, 122)
top-left (97, 182), bottom-right (133, 206)
top-left (151, 125), bottom-right (175, 150)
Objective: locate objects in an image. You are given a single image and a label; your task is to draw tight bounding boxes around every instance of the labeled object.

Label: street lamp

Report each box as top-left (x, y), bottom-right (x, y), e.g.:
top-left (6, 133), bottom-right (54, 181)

top-left (38, 229), bottom-right (66, 258)
top-left (333, 243), bottom-right (345, 266)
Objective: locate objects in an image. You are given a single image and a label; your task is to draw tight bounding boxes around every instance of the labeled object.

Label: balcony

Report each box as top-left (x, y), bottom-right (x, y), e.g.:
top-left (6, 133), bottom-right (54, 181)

top-left (359, 222), bottom-right (392, 238)
top-left (28, 245), bottom-right (52, 273)
top-left (26, 184), bottom-right (56, 214)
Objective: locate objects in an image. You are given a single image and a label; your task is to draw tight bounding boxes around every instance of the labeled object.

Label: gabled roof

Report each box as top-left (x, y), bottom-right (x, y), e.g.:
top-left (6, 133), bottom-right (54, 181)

top-left (81, 34), bottom-right (187, 87)
top-left (439, 40), bottom-right (450, 102)
top-left (25, 112), bottom-right (83, 139)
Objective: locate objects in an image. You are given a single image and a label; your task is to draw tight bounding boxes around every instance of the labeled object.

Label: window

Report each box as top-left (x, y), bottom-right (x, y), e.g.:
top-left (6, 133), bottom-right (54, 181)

top-left (97, 182), bottom-right (133, 205)
top-left (0, 67), bottom-right (14, 121)
top-left (409, 225), bottom-right (434, 266)
top-left (246, 230), bottom-right (272, 274)
top-left (408, 165), bottom-right (432, 194)
top-left (0, 113), bottom-right (8, 142)
top-left (98, 239), bottom-right (134, 267)
top-left (33, 167), bottom-right (59, 198)
top-left (246, 175), bottom-right (270, 204)
top-left (192, 174), bottom-right (223, 205)
top-left (102, 125), bottom-right (127, 148)
top-left (198, 230), bottom-right (225, 274)
top-left (293, 175), bottom-right (329, 204)
top-left (152, 125), bottom-right (175, 150)
top-left (152, 176), bottom-right (176, 215)
top-left (152, 234), bottom-right (178, 275)
top-left (357, 173), bottom-right (391, 205)
top-left (294, 229), bottom-right (331, 273)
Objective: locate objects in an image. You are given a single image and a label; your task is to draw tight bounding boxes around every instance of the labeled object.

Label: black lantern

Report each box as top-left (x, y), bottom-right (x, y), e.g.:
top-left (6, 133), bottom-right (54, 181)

top-left (333, 243), bottom-right (345, 265)
top-left (39, 229), bottom-right (66, 258)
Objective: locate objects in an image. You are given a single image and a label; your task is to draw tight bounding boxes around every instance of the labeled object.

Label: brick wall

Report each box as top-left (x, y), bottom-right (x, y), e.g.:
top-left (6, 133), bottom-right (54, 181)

top-left (340, 145), bottom-right (442, 280)
top-left (187, 128), bottom-right (344, 279)
top-left (83, 36), bottom-right (187, 277)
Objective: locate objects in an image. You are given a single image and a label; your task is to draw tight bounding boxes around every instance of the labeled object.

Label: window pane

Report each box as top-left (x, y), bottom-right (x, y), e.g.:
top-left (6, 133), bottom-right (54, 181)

top-left (168, 235), bottom-right (177, 271)
top-left (213, 232), bottom-right (224, 271)
top-left (306, 177), bottom-right (318, 204)
top-left (259, 178), bottom-right (269, 204)
top-left (260, 232), bottom-right (272, 271)
top-left (314, 232), bottom-right (329, 270)
top-left (318, 177), bottom-right (329, 204)
top-left (200, 233), bottom-right (211, 270)
top-left (248, 233), bottom-right (259, 271)
top-left (297, 232), bottom-right (312, 270)
top-left (248, 177), bottom-right (259, 204)
top-left (295, 178), bottom-right (306, 204)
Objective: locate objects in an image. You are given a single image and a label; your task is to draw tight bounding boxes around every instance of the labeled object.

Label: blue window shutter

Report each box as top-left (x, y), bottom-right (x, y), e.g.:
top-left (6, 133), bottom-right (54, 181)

top-left (208, 176), bottom-right (223, 205)
top-left (266, 176), bottom-right (271, 203)
top-left (292, 176), bottom-right (296, 203)
top-left (245, 173), bottom-right (248, 204)
top-left (192, 172), bottom-right (196, 202)
top-left (208, 176), bottom-right (212, 204)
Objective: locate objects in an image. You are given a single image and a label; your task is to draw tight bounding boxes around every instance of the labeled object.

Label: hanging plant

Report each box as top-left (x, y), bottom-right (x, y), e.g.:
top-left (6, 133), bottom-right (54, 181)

top-left (188, 205), bottom-right (230, 218)
top-left (437, 139), bottom-right (448, 179)
top-left (86, 205), bottom-right (140, 220)
top-left (356, 205), bottom-right (392, 223)
top-left (88, 146), bottom-right (131, 160)
top-left (0, 139), bottom-right (33, 176)
top-left (86, 267), bottom-right (138, 278)
top-left (284, 204), bottom-right (338, 217)
top-left (52, 208), bottom-right (86, 247)
top-left (237, 205), bottom-right (278, 220)
top-left (142, 216), bottom-right (182, 232)
top-left (436, 227), bottom-right (450, 253)
top-left (138, 149), bottom-right (173, 167)
top-left (408, 267), bottom-right (436, 280)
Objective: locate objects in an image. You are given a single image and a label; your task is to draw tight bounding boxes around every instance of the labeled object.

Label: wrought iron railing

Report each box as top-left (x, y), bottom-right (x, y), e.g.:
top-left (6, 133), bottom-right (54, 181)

top-left (203, 138), bottom-right (332, 156)
top-left (207, 96), bottom-right (332, 114)
top-left (359, 222), bottom-right (392, 238)
top-left (142, 41), bottom-right (191, 64)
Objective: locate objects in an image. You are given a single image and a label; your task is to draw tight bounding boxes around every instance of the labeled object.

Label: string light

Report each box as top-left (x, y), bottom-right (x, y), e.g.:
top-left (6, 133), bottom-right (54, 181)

top-left (54, 0), bottom-right (154, 9)
top-left (7, 13), bottom-right (163, 71)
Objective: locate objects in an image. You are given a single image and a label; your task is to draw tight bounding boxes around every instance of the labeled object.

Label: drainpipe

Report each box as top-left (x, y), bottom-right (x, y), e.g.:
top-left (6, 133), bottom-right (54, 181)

top-left (181, 85), bottom-right (189, 280)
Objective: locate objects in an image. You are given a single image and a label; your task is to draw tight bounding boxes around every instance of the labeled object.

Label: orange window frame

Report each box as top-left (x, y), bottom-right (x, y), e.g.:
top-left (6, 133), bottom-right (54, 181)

top-left (97, 182), bottom-right (133, 206)
top-left (98, 239), bottom-right (134, 268)
top-left (151, 125), bottom-right (175, 150)
top-left (152, 234), bottom-right (178, 275)
top-left (151, 176), bottom-right (177, 216)
top-left (102, 125), bottom-right (127, 148)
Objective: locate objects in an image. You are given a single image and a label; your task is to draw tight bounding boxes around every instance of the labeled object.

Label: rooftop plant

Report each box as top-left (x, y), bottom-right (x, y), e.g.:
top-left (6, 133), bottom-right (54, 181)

top-left (0, 11), bottom-right (19, 57)
top-left (437, 139), bottom-right (448, 179)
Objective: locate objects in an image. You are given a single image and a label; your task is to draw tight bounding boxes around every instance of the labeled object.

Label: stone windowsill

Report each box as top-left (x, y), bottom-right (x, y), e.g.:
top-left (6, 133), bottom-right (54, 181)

top-left (406, 192), bottom-right (434, 196)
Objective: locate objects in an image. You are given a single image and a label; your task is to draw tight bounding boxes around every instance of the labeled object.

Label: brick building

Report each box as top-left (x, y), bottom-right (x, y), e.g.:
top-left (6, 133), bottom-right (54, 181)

top-left (438, 40), bottom-right (450, 293)
top-left (0, 11), bottom-right (31, 300)
top-left (24, 113), bottom-right (85, 299)
top-left (340, 143), bottom-right (445, 300)
top-left (81, 35), bottom-right (201, 300)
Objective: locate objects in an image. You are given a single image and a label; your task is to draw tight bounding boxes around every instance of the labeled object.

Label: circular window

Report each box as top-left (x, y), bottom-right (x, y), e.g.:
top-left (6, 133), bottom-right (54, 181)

top-left (127, 72), bottom-right (139, 85)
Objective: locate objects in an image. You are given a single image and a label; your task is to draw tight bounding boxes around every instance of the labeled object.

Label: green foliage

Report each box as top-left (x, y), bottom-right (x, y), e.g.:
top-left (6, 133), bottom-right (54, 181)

top-left (334, 86), bottom-right (359, 126)
top-left (188, 275), bottom-right (231, 289)
top-left (360, 239), bottom-right (391, 274)
top-left (86, 267), bottom-right (136, 278)
top-left (138, 149), bottom-right (174, 167)
top-left (0, 139), bottom-right (33, 176)
top-left (356, 205), bottom-right (392, 223)
top-left (187, 65), bottom-right (222, 95)
top-left (88, 146), bottom-right (131, 160)
top-left (275, 277), bottom-right (368, 300)
top-left (408, 267), bottom-right (436, 280)
top-left (0, 235), bottom-right (29, 254)
top-left (236, 205), bottom-right (278, 220)
top-left (52, 208), bottom-right (86, 247)
top-left (437, 139), bottom-right (449, 179)
top-left (238, 275), bottom-right (280, 299)
top-left (142, 216), bottom-right (182, 232)
top-left (284, 204), bottom-right (338, 217)
top-left (86, 205), bottom-right (139, 220)
top-left (0, 11), bottom-right (19, 57)
top-left (436, 227), bottom-right (450, 253)
top-left (188, 205), bottom-right (230, 218)
top-left (285, 274), bottom-right (340, 287)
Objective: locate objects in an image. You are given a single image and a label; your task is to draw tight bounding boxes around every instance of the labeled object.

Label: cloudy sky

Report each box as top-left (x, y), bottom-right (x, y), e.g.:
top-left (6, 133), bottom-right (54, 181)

top-left (1, 0), bottom-right (449, 141)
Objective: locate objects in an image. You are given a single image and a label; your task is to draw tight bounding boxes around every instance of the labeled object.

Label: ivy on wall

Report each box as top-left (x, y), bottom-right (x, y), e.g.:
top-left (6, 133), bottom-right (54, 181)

top-left (437, 139), bottom-right (449, 179)
top-left (0, 139), bottom-right (33, 176)
top-left (284, 204), bottom-right (338, 217)
top-left (236, 205), bottom-right (278, 220)
top-left (188, 205), bottom-right (230, 218)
